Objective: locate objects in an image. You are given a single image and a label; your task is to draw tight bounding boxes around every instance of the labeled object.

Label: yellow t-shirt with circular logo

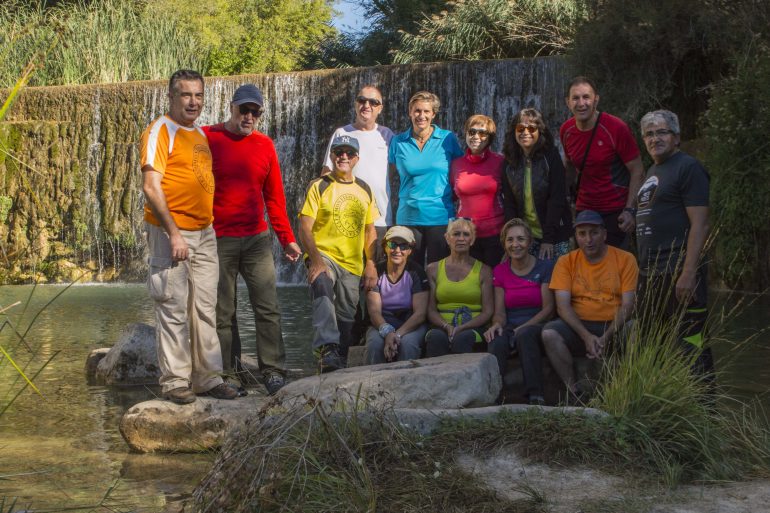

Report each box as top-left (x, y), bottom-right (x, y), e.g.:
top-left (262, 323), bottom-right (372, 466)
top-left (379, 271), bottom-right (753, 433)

top-left (300, 175), bottom-right (379, 276)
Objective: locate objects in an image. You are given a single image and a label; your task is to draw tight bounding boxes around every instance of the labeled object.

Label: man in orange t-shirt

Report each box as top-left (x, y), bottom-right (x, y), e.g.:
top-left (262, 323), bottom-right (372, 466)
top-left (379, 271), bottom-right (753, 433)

top-left (542, 210), bottom-right (638, 402)
top-left (140, 69), bottom-right (236, 405)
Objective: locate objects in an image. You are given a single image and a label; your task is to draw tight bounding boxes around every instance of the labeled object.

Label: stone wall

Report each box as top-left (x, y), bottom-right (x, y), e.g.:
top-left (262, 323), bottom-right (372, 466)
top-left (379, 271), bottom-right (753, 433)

top-left (0, 57), bottom-right (568, 283)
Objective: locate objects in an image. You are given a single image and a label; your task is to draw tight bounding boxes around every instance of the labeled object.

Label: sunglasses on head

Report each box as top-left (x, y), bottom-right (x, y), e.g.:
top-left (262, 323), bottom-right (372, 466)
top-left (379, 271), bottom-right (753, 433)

top-left (449, 216), bottom-right (473, 223)
top-left (515, 124), bottom-right (538, 134)
top-left (467, 128), bottom-right (489, 137)
top-left (239, 105), bottom-right (262, 117)
top-left (332, 148), bottom-right (358, 158)
top-left (386, 241), bottom-right (411, 251)
top-left (356, 96), bottom-right (382, 107)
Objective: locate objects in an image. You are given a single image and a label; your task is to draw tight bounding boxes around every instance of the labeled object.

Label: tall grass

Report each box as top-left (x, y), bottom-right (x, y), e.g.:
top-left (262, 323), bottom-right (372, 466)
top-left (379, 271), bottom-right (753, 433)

top-left (592, 273), bottom-right (770, 483)
top-left (0, 0), bottom-right (206, 88)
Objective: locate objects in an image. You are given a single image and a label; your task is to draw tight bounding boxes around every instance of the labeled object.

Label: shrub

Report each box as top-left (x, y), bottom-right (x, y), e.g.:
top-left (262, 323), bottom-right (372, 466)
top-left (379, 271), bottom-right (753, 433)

top-left (701, 44), bottom-right (770, 290)
top-left (393, 0), bottom-right (585, 64)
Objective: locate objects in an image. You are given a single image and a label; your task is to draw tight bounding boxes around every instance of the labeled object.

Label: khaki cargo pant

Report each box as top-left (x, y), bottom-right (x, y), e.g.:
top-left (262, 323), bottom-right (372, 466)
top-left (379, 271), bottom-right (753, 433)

top-left (146, 223), bottom-right (224, 394)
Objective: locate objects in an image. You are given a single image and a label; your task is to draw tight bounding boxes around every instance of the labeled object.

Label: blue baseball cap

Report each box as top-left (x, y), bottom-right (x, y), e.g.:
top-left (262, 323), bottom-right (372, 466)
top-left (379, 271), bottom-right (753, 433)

top-left (232, 84), bottom-right (264, 107)
top-left (573, 210), bottom-right (605, 228)
top-left (330, 135), bottom-right (360, 153)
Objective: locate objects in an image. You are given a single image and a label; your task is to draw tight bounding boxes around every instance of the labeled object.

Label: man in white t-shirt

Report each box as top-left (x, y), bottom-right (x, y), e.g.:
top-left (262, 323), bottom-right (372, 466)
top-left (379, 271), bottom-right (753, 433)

top-left (321, 85), bottom-right (394, 260)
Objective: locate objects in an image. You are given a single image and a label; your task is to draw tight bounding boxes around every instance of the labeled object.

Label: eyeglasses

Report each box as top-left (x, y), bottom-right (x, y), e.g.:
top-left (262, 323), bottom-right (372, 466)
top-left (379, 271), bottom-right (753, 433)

top-left (515, 124), bottom-right (538, 135)
top-left (356, 96), bottom-right (382, 107)
top-left (467, 128), bottom-right (490, 137)
top-left (239, 105), bottom-right (262, 117)
top-left (448, 216), bottom-right (473, 222)
top-left (332, 148), bottom-right (358, 158)
top-left (386, 241), bottom-right (411, 251)
top-left (642, 129), bottom-right (674, 139)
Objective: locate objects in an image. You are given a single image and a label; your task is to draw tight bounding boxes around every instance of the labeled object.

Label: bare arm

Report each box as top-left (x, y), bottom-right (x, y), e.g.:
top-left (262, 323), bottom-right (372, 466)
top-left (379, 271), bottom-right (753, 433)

top-left (484, 287), bottom-right (506, 343)
top-left (554, 290), bottom-right (601, 357)
top-left (676, 206), bottom-right (709, 303)
top-left (601, 290), bottom-right (635, 343)
top-left (298, 214), bottom-right (329, 283)
top-left (363, 223), bottom-right (377, 290)
top-left (366, 289), bottom-right (387, 329)
top-left (397, 291), bottom-right (429, 337)
top-left (618, 156), bottom-right (645, 232)
top-left (425, 262), bottom-right (448, 330)
top-left (142, 167), bottom-right (187, 261)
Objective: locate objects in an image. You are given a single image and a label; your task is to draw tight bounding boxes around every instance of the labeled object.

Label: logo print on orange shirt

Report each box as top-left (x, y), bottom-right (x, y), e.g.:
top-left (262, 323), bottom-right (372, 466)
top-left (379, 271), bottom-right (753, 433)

top-left (192, 144), bottom-right (214, 194)
top-left (333, 193), bottom-right (365, 238)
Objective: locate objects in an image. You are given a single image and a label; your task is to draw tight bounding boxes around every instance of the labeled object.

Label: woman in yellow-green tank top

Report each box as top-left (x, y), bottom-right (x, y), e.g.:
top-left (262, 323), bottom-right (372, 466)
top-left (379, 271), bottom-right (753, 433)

top-left (425, 218), bottom-right (494, 357)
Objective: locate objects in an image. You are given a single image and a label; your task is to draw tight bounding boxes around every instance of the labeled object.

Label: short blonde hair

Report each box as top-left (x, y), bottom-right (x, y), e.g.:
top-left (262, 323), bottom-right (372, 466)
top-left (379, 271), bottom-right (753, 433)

top-left (408, 91), bottom-right (440, 114)
top-left (446, 217), bottom-right (476, 239)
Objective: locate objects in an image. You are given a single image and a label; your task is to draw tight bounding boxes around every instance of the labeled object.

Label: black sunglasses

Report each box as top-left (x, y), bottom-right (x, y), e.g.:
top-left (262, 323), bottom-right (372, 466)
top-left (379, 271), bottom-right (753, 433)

top-left (333, 148), bottom-right (358, 158)
top-left (239, 104), bottom-right (263, 117)
top-left (386, 241), bottom-right (411, 251)
top-left (467, 128), bottom-right (490, 137)
top-left (356, 96), bottom-right (382, 107)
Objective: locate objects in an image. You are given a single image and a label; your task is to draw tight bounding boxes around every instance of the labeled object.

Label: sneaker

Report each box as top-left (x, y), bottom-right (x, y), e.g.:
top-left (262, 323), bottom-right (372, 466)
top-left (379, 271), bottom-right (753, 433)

top-left (264, 374), bottom-right (286, 395)
top-left (164, 386), bottom-right (196, 405)
top-left (202, 382), bottom-right (238, 400)
top-left (316, 344), bottom-right (346, 373)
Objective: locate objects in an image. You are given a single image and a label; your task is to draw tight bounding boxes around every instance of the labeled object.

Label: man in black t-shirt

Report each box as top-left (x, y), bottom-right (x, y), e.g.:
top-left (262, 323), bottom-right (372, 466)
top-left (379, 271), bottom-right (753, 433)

top-left (636, 109), bottom-right (712, 378)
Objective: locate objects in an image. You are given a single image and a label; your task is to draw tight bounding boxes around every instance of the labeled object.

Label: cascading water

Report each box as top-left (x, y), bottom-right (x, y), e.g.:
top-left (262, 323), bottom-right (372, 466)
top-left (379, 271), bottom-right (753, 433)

top-left (1, 57), bottom-right (569, 284)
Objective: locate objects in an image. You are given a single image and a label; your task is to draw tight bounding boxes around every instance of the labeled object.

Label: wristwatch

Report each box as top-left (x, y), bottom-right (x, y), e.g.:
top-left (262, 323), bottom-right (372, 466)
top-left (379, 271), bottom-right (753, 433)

top-left (623, 207), bottom-right (637, 216)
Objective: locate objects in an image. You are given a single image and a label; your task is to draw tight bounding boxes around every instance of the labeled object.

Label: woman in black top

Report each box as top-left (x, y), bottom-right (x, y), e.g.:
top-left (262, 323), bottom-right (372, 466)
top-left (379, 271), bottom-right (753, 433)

top-left (502, 108), bottom-right (572, 260)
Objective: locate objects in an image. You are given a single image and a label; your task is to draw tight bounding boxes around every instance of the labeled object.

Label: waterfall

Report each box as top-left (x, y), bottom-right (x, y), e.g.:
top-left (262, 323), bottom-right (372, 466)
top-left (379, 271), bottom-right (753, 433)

top-left (1, 57), bottom-right (568, 284)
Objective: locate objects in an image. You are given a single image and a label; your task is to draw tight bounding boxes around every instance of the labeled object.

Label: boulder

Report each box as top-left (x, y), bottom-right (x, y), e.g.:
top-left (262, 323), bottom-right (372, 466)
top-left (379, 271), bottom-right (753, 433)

top-left (276, 353), bottom-right (501, 409)
top-left (119, 393), bottom-right (269, 453)
top-left (94, 323), bottom-right (160, 385)
top-left (84, 347), bottom-right (110, 384)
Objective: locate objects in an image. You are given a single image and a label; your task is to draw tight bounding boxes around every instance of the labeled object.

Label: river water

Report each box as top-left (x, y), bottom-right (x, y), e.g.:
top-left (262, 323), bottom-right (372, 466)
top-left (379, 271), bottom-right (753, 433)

top-left (0, 284), bottom-right (768, 510)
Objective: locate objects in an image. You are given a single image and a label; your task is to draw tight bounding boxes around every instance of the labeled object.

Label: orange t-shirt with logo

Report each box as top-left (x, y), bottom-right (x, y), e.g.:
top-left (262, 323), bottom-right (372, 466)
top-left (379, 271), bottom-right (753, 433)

top-left (549, 246), bottom-right (638, 322)
top-left (141, 115), bottom-right (214, 230)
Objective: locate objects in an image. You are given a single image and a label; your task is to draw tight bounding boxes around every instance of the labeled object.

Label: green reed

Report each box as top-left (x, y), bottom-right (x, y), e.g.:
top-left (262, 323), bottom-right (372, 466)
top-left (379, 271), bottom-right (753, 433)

top-left (0, 0), bottom-right (206, 88)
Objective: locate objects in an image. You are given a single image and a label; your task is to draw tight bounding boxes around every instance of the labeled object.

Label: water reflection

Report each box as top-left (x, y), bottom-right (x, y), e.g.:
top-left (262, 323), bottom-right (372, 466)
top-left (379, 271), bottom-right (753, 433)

top-left (0, 284), bottom-right (767, 510)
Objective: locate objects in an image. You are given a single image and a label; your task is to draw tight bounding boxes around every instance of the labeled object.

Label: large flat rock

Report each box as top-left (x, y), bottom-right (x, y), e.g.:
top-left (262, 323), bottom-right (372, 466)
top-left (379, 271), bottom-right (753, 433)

top-left (119, 393), bottom-right (269, 453)
top-left (276, 353), bottom-right (502, 409)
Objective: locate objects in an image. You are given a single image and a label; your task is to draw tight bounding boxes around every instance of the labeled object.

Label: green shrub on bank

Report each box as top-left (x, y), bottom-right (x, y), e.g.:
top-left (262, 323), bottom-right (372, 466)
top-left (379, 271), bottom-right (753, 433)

top-left (701, 45), bottom-right (770, 291)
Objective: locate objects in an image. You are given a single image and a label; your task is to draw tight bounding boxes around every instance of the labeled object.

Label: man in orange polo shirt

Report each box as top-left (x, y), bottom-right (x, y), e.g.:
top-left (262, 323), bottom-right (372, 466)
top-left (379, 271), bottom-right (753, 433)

top-left (140, 69), bottom-right (236, 404)
top-left (542, 210), bottom-right (638, 402)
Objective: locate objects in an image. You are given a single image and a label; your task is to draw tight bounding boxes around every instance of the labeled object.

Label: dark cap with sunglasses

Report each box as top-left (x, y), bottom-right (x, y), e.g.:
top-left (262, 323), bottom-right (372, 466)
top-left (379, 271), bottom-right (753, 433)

top-left (330, 135), bottom-right (360, 153)
top-left (232, 84), bottom-right (264, 107)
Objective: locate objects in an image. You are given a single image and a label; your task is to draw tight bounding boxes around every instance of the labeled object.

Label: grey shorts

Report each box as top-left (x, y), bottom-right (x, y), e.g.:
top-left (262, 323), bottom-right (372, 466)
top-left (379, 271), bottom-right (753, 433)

top-left (543, 318), bottom-right (610, 356)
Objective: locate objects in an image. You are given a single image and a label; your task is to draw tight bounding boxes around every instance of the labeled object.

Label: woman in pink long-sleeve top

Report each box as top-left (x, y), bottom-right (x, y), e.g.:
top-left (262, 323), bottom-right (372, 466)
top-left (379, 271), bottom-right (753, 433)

top-left (450, 114), bottom-right (506, 267)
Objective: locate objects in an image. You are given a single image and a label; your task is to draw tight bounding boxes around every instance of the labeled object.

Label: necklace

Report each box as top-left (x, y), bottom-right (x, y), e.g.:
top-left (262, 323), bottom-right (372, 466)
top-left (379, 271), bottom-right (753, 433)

top-left (413, 127), bottom-right (433, 144)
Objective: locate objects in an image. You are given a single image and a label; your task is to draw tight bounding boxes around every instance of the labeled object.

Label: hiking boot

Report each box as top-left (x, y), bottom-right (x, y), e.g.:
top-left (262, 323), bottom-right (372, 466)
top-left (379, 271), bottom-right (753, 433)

top-left (264, 373), bottom-right (286, 395)
top-left (202, 382), bottom-right (238, 400)
top-left (164, 386), bottom-right (196, 405)
top-left (316, 344), bottom-right (346, 373)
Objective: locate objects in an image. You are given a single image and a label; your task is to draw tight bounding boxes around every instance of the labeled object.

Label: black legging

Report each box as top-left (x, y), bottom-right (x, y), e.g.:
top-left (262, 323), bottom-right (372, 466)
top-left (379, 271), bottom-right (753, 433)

top-left (406, 225), bottom-right (449, 268)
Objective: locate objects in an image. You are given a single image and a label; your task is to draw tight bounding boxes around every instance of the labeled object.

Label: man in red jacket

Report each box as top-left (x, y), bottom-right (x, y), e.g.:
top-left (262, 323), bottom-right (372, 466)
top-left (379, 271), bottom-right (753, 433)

top-left (203, 84), bottom-right (301, 395)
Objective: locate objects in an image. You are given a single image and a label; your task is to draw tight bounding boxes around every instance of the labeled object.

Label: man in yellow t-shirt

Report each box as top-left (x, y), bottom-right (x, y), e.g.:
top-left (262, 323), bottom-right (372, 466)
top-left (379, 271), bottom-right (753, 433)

top-left (299, 135), bottom-right (378, 372)
top-left (140, 69), bottom-right (236, 404)
top-left (542, 210), bottom-right (638, 402)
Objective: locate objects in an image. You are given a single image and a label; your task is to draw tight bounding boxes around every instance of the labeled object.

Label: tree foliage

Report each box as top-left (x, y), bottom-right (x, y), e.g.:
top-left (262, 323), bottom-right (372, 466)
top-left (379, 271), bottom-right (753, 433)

top-left (701, 44), bottom-right (770, 290)
top-left (393, 0), bottom-right (586, 64)
top-left (149, 0), bottom-right (336, 75)
top-left (568, 0), bottom-right (770, 138)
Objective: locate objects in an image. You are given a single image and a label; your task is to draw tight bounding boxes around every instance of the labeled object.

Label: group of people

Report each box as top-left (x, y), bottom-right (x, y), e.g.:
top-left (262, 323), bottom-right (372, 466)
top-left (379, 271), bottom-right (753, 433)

top-left (140, 69), bottom-right (710, 406)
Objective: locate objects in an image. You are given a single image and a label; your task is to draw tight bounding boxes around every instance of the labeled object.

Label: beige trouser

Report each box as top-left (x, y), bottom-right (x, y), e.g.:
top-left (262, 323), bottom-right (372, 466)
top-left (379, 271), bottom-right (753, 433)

top-left (146, 223), bottom-right (224, 394)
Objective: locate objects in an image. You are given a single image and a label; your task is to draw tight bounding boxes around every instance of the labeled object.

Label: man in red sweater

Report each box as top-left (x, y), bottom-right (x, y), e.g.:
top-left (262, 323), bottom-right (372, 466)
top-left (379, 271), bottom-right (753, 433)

top-left (203, 84), bottom-right (301, 395)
